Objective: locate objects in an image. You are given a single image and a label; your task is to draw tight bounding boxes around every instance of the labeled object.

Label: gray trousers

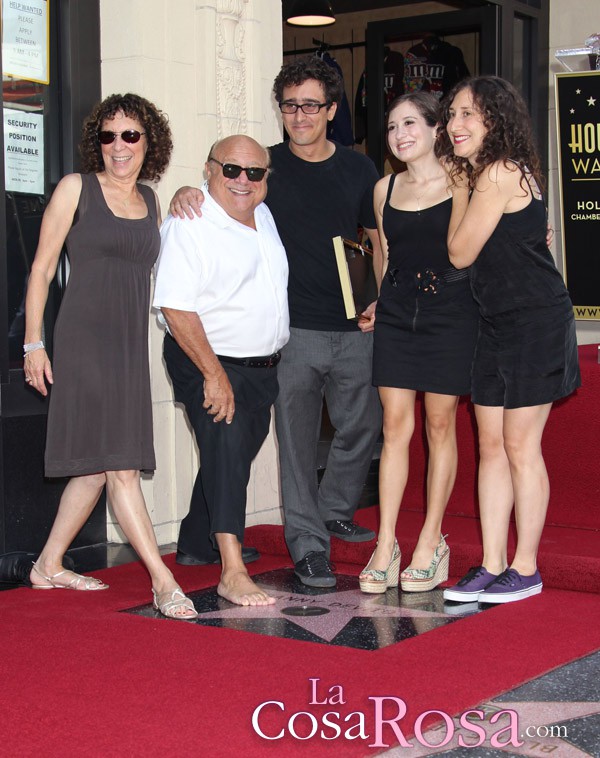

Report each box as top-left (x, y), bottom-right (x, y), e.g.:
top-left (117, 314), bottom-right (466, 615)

top-left (275, 327), bottom-right (382, 563)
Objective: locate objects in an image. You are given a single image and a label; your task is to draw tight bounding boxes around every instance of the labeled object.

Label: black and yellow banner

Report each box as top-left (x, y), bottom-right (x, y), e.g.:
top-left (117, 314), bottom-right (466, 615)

top-left (555, 71), bottom-right (600, 320)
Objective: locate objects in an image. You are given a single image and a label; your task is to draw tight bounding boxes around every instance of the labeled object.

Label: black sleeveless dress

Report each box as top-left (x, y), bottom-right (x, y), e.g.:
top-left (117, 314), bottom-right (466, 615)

top-left (373, 174), bottom-right (479, 395)
top-left (45, 173), bottom-right (159, 477)
top-left (470, 195), bottom-right (580, 408)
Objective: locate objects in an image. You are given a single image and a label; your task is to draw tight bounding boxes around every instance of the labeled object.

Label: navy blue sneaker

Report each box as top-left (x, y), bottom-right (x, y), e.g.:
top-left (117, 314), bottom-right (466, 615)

top-left (479, 568), bottom-right (543, 604)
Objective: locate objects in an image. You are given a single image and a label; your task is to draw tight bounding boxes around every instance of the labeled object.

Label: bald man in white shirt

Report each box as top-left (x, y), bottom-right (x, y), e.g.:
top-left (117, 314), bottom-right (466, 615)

top-left (154, 135), bottom-right (289, 606)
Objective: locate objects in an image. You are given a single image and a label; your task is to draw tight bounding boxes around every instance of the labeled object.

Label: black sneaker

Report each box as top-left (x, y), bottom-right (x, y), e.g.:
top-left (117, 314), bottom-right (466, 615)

top-left (326, 519), bottom-right (375, 543)
top-left (294, 551), bottom-right (336, 588)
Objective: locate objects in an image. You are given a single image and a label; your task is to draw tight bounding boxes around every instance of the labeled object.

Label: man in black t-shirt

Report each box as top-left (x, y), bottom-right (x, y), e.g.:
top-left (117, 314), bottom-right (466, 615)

top-left (170, 58), bottom-right (383, 588)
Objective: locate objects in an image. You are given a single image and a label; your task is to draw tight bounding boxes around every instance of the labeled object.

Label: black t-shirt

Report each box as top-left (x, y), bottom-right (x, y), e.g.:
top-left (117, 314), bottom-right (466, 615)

top-left (266, 141), bottom-right (379, 331)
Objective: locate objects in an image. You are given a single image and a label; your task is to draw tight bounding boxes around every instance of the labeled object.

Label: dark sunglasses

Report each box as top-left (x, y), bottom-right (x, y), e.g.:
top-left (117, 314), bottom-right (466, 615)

top-left (98, 129), bottom-right (146, 145)
top-left (209, 157), bottom-right (268, 182)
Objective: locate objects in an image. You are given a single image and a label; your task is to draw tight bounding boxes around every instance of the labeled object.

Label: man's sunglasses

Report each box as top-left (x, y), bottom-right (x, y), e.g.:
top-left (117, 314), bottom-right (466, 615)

top-left (98, 130), bottom-right (146, 145)
top-left (209, 157), bottom-right (268, 182)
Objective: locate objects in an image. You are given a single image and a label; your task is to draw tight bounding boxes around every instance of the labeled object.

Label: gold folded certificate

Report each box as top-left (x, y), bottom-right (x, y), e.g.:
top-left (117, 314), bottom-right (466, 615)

top-left (332, 236), bottom-right (373, 320)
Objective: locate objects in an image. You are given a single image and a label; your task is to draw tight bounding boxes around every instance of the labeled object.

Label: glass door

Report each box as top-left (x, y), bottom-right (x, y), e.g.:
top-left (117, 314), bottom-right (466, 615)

top-left (365, 6), bottom-right (499, 174)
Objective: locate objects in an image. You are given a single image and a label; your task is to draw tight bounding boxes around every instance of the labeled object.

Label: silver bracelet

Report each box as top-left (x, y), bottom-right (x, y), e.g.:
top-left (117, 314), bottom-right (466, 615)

top-left (23, 341), bottom-right (45, 356)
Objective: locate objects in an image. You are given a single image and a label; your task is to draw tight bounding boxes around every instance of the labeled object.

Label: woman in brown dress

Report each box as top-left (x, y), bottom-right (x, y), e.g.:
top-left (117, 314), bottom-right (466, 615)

top-left (23, 93), bottom-right (197, 619)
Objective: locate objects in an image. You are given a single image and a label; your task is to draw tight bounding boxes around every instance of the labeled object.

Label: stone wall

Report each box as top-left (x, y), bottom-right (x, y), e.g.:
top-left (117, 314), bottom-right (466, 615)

top-left (99, 0), bottom-right (284, 543)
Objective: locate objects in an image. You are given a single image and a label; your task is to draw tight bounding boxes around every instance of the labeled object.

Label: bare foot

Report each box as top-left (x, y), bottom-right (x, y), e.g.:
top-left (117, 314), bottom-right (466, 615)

top-left (217, 569), bottom-right (276, 606)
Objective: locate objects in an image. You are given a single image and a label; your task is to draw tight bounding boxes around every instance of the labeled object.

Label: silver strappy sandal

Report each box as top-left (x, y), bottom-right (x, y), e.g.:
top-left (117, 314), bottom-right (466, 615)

top-left (152, 587), bottom-right (198, 620)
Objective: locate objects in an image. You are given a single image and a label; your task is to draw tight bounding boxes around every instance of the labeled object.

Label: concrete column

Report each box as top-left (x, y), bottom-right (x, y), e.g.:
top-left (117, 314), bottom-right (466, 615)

top-left (99, 0), bottom-right (284, 543)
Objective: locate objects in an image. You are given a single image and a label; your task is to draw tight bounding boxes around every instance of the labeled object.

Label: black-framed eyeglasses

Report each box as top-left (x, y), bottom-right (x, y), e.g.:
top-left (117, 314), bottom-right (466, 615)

top-left (208, 157), bottom-right (268, 182)
top-left (279, 101), bottom-right (331, 115)
top-left (98, 130), bottom-right (146, 145)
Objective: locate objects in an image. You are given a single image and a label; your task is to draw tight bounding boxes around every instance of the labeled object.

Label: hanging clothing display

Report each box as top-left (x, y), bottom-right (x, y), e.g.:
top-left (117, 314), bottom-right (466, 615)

top-left (354, 48), bottom-right (404, 144)
top-left (321, 52), bottom-right (354, 146)
top-left (404, 35), bottom-right (470, 99)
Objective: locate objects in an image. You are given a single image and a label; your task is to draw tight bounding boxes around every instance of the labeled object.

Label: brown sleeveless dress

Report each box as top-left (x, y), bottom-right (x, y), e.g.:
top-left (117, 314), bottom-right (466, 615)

top-left (45, 173), bottom-right (158, 477)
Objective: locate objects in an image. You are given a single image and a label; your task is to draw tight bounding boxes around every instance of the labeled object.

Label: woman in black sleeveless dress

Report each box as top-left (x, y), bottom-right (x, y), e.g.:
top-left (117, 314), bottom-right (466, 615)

top-left (360, 93), bottom-right (479, 594)
top-left (440, 77), bottom-right (580, 604)
top-left (23, 94), bottom-right (197, 619)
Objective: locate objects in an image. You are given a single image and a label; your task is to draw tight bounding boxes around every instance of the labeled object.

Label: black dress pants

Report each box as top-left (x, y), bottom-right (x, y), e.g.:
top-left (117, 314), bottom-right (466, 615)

top-left (163, 335), bottom-right (278, 560)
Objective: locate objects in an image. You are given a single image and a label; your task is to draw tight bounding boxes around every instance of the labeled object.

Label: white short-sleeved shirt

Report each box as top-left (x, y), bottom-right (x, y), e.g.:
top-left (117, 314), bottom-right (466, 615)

top-left (153, 182), bottom-right (290, 357)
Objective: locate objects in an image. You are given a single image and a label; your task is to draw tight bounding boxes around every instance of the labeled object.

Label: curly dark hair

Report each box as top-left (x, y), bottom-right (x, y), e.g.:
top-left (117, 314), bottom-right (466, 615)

top-left (272, 56), bottom-right (344, 106)
top-left (438, 76), bottom-right (544, 193)
top-left (79, 93), bottom-right (172, 182)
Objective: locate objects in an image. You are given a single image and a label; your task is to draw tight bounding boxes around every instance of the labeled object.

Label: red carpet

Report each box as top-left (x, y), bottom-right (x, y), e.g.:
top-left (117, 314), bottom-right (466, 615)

top-left (248, 506), bottom-right (600, 595)
top-left (2, 554), bottom-right (600, 757)
top-left (244, 343), bottom-right (600, 594)
top-left (3, 346), bottom-right (597, 754)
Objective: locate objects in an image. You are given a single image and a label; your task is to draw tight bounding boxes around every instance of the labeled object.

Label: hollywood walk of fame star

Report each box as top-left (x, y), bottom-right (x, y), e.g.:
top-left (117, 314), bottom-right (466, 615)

top-left (128, 569), bottom-right (484, 648)
top-left (379, 700), bottom-right (600, 757)
top-left (194, 585), bottom-right (456, 644)
top-left (587, 96), bottom-right (596, 106)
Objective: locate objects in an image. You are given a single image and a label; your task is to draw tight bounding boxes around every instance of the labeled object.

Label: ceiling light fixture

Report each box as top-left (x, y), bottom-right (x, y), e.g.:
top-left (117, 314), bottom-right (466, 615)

top-left (285, 0), bottom-right (336, 27)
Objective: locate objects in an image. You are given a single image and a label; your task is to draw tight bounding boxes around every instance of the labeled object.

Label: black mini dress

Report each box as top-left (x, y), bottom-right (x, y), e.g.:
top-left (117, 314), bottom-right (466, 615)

top-left (469, 195), bottom-right (580, 408)
top-left (373, 174), bottom-right (479, 396)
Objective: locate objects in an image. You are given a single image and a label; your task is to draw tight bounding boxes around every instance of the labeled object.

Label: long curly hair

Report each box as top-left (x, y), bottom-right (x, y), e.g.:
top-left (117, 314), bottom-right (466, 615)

top-left (79, 93), bottom-right (172, 182)
top-left (438, 76), bottom-right (544, 192)
top-left (272, 56), bottom-right (343, 106)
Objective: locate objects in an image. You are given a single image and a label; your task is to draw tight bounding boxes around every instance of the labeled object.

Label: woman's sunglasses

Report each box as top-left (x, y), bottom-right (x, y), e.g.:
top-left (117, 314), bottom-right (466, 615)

top-left (209, 157), bottom-right (268, 182)
top-left (98, 129), bottom-right (146, 145)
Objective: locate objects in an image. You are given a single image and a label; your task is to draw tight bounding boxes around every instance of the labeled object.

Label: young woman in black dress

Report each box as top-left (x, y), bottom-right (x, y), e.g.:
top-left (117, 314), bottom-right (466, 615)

top-left (440, 76), bottom-right (580, 604)
top-left (359, 92), bottom-right (479, 594)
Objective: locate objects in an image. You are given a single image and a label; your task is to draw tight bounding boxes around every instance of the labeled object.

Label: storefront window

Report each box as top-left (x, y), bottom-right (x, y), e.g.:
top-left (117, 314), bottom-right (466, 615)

top-left (1, 0), bottom-right (61, 373)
